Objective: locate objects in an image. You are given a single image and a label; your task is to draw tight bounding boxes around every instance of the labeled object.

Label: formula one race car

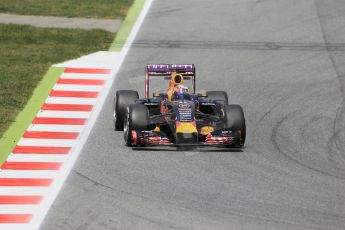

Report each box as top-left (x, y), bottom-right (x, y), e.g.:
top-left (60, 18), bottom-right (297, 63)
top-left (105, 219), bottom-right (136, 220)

top-left (113, 64), bottom-right (246, 148)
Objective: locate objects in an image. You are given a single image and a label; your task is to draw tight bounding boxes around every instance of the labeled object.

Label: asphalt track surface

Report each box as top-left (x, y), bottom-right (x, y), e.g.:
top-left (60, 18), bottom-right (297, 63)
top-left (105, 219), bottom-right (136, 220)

top-left (42, 0), bottom-right (345, 229)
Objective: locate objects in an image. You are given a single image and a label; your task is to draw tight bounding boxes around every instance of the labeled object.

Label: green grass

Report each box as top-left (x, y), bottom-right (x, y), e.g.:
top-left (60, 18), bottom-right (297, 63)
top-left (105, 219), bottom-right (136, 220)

top-left (0, 67), bottom-right (63, 164)
top-left (0, 0), bottom-right (134, 19)
top-left (110, 0), bottom-right (145, 51)
top-left (0, 23), bottom-right (114, 138)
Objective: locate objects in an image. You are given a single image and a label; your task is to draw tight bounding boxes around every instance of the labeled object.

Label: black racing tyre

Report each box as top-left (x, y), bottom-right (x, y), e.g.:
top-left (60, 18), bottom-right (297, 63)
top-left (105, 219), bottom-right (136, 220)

top-left (124, 104), bottom-right (149, 146)
top-left (206, 91), bottom-right (228, 105)
top-left (114, 90), bottom-right (139, 131)
top-left (224, 104), bottom-right (246, 146)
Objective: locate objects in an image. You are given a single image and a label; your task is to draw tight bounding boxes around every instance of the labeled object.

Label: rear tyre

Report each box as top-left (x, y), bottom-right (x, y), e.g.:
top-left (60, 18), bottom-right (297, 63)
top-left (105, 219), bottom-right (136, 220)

top-left (206, 91), bottom-right (228, 105)
top-left (114, 90), bottom-right (139, 131)
top-left (124, 104), bottom-right (149, 146)
top-left (224, 104), bottom-right (246, 147)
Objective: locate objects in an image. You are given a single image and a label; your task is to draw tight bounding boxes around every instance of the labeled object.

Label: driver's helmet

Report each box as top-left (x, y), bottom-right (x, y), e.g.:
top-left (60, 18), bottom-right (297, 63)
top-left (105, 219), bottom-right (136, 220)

top-left (172, 85), bottom-right (190, 100)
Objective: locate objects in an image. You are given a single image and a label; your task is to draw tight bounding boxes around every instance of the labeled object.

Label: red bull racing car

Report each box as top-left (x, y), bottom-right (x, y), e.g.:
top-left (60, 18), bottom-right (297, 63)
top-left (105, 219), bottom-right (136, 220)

top-left (113, 64), bottom-right (246, 148)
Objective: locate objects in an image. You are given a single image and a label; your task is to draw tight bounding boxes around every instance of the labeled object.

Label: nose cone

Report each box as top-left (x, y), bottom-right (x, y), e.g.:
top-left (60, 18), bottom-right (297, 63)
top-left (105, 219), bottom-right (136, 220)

top-left (176, 121), bottom-right (197, 134)
top-left (175, 101), bottom-right (195, 122)
top-left (175, 101), bottom-right (198, 144)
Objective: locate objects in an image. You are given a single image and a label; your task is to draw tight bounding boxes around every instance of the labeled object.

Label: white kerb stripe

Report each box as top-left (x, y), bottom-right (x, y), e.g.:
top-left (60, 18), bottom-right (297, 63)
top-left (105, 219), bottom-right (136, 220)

top-left (8, 154), bottom-right (68, 163)
top-left (0, 170), bottom-right (58, 178)
top-left (18, 138), bottom-right (77, 147)
top-left (28, 124), bottom-right (85, 132)
top-left (36, 111), bottom-right (91, 119)
top-left (0, 205), bottom-right (40, 214)
top-left (46, 97), bottom-right (97, 105)
top-left (53, 84), bottom-right (103, 92)
top-left (61, 73), bottom-right (110, 79)
top-left (0, 225), bottom-right (43, 230)
top-left (0, 187), bottom-right (50, 196)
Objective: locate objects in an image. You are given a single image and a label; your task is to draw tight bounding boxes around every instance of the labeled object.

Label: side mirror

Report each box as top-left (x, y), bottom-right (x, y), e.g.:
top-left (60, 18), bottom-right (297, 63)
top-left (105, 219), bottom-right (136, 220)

top-left (197, 91), bottom-right (207, 97)
top-left (153, 92), bottom-right (161, 97)
top-left (153, 92), bottom-right (168, 99)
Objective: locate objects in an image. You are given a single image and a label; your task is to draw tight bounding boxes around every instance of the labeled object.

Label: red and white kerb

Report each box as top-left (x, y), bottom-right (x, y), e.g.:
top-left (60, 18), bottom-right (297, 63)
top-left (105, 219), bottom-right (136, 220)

top-left (0, 67), bottom-right (111, 229)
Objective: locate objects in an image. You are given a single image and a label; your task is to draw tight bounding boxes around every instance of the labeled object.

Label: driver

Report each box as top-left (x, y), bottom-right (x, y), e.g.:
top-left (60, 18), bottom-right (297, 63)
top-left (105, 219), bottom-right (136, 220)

top-left (172, 85), bottom-right (191, 100)
top-left (167, 72), bottom-right (183, 100)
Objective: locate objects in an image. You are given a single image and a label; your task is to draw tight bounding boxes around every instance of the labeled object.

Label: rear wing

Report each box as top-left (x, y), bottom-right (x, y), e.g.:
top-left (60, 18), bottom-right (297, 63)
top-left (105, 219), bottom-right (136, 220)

top-left (145, 64), bottom-right (196, 98)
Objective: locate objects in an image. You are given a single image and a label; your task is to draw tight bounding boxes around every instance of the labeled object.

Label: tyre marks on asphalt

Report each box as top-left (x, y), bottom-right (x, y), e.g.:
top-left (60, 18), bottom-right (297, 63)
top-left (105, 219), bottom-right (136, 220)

top-left (0, 68), bottom-right (111, 228)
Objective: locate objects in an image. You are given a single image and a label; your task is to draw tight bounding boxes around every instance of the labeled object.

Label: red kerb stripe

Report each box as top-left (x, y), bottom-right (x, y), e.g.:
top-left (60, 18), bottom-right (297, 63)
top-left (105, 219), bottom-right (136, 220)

top-left (0, 214), bottom-right (32, 223)
top-left (0, 196), bottom-right (42, 205)
top-left (0, 178), bottom-right (52, 186)
top-left (64, 68), bottom-right (111, 74)
top-left (13, 146), bottom-right (70, 154)
top-left (23, 131), bottom-right (79, 139)
top-left (33, 117), bottom-right (86, 125)
top-left (42, 103), bottom-right (93, 111)
top-left (50, 90), bottom-right (99, 98)
top-left (2, 162), bottom-right (62, 170)
top-left (58, 79), bottom-right (105, 85)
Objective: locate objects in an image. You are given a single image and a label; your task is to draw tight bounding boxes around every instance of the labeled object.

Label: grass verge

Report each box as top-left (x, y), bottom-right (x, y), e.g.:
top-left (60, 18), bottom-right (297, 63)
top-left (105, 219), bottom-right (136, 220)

top-left (0, 23), bottom-right (114, 139)
top-left (109, 0), bottom-right (145, 51)
top-left (0, 0), bottom-right (134, 19)
top-left (0, 0), bottom-right (145, 165)
top-left (0, 67), bottom-right (63, 164)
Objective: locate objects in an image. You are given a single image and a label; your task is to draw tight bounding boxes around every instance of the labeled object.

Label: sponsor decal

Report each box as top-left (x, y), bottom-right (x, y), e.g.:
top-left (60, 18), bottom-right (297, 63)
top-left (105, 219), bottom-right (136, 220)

top-left (200, 102), bottom-right (215, 106)
top-left (178, 103), bottom-right (191, 108)
top-left (144, 102), bottom-right (159, 106)
top-left (147, 64), bottom-right (193, 70)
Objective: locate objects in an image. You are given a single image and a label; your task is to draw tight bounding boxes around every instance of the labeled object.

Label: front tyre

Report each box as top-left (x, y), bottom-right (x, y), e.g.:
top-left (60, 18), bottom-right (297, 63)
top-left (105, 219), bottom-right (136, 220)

top-left (124, 104), bottom-right (149, 146)
top-left (224, 104), bottom-right (246, 147)
top-left (114, 90), bottom-right (139, 131)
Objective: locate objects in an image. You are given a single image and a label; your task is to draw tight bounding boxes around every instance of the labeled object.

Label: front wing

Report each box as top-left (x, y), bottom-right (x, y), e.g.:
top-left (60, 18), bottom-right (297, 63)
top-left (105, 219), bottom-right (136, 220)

top-left (130, 130), bottom-right (242, 147)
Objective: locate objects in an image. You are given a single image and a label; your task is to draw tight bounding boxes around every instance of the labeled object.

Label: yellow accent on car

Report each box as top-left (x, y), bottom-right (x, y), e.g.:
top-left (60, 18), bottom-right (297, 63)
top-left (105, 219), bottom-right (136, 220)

top-left (153, 126), bottom-right (160, 132)
top-left (167, 90), bottom-right (174, 101)
top-left (167, 73), bottom-right (184, 100)
top-left (171, 73), bottom-right (183, 85)
top-left (200, 91), bottom-right (207, 97)
top-left (176, 122), bottom-right (197, 133)
top-left (200, 126), bottom-right (214, 135)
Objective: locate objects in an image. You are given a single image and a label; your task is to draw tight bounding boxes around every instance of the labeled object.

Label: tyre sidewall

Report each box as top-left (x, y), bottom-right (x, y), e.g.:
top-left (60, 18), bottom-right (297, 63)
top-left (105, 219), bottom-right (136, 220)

top-left (124, 104), bottom-right (149, 146)
top-left (224, 104), bottom-right (246, 145)
top-left (114, 90), bottom-right (139, 130)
